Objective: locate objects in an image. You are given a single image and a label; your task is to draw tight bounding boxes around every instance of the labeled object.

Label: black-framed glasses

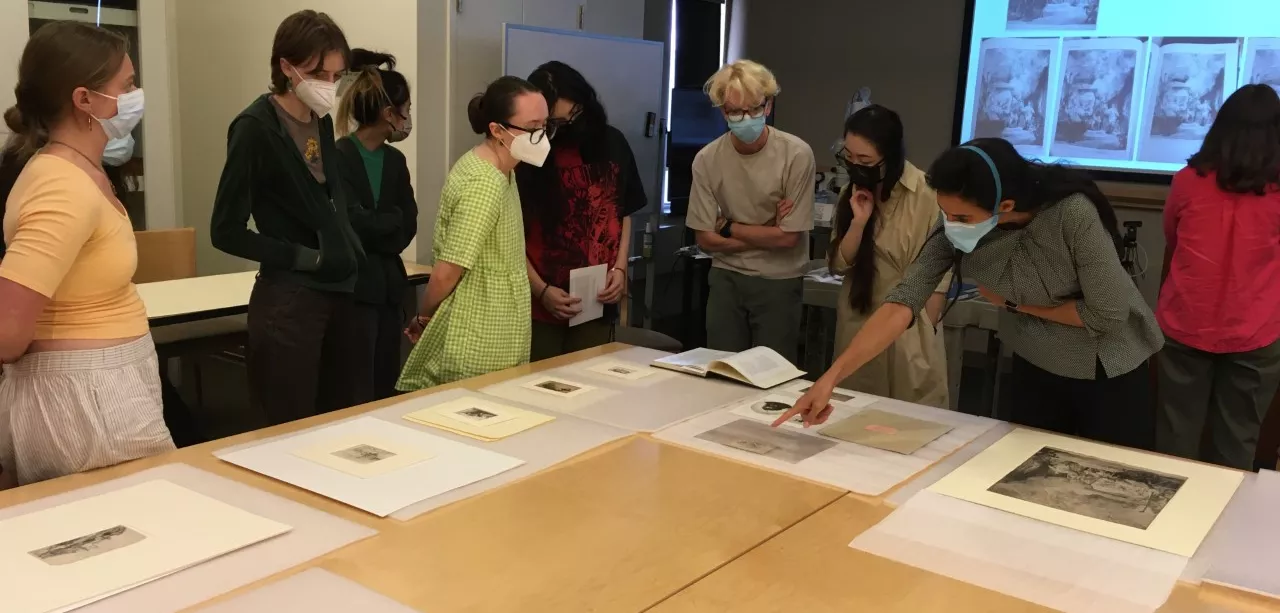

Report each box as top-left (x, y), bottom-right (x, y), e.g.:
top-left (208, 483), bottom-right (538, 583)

top-left (720, 98), bottom-right (771, 122)
top-left (545, 105), bottom-right (583, 135)
top-left (835, 146), bottom-right (883, 169)
top-left (500, 122), bottom-right (554, 144)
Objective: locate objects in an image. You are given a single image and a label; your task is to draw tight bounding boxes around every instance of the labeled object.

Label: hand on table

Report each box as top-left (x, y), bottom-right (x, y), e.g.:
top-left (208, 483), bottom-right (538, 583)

top-left (598, 268), bottom-right (627, 304)
top-left (771, 382), bottom-right (836, 428)
top-left (542, 286), bottom-right (583, 320)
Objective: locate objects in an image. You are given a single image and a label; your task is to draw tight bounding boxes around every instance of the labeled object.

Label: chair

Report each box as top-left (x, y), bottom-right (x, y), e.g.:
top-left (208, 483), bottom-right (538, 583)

top-left (133, 228), bottom-right (197, 284)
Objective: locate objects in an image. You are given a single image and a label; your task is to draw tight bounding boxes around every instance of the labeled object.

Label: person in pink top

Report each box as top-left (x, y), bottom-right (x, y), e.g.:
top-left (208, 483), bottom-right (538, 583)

top-left (1156, 84), bottom-right (1280, 470)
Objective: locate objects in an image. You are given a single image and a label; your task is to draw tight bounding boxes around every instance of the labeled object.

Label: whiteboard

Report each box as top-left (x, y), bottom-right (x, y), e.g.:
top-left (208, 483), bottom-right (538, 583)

top-left (503, 24), bottom-right (666, 213)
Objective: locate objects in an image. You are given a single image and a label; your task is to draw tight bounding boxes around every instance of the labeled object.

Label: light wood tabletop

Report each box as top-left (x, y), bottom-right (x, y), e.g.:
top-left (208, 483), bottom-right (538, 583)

top-left (649, 495), bottom-right (1280, 613)
top-left (0, 343), bottom-right (845, 613)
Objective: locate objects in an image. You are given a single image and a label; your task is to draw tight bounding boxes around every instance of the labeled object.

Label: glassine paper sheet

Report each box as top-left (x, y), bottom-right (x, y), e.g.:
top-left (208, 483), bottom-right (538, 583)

top-left (851, 490), bottom-right (1187, 613)
top-left (781, 379), bottom-right (877, 409)
top-left (0, 480), bottom-right (291, 613)
top-left (218, 416), bottom-right (525, 517)
top-left (885, 421), bottom-right (1015, 507)
top-left (928, 428), bottom-right (1243, 557)
top-left (354, 387), bottom-right (629, 521)
top-left (489, 346), bottom-right (761, 432)
top-left (0, 464), bottom-right (375, 613)
top-left (1200, 470), bottom-right (1280, 597)
top-left (818, 409), bottom-right (954, 455)
top-left (1180, 471), bottom-right (1256, 584)
top-left (194, 569), bottom-right (420, 613)
top-left (655, 391), bottom-right (1000, 495)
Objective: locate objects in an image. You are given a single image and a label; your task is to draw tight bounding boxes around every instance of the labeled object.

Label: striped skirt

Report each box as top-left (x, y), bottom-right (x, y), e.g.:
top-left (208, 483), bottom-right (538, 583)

top-left (0, 334), bottom-right (176, 487)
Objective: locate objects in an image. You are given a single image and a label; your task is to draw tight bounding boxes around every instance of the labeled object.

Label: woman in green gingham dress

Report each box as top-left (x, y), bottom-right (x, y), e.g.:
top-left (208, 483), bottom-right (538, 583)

top-left (397, 77), bottom-right (550, 391)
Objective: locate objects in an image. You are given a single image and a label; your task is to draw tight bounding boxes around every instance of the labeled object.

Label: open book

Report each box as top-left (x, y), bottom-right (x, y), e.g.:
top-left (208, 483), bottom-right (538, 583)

top-left (652, 347), bottom-right (806, 389)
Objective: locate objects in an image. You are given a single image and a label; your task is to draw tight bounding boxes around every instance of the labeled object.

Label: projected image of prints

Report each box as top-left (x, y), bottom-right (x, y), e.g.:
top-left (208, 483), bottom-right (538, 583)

top-left (1051, 38), bottom-right (1146, 160)
top-left (1006, 0), bottom-right (1100, 30)
top-left (972, 40), bottom-right (1054, 155)
top-left (988, 447), bottom-right (1186, 529)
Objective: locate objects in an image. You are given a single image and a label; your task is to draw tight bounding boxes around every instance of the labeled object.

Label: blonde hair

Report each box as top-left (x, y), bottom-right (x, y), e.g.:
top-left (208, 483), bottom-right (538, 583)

top-left (704, 60), bottom-right (780, 108)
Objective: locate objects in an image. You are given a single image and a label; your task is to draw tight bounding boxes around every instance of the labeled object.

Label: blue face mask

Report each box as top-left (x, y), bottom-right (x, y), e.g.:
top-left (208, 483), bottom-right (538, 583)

top-left (943, 145), bottom-right (1003, 253)
top-left (103, 134), bottom-right (135, 167)
top-left (727, 115), bottom-right (767, 143)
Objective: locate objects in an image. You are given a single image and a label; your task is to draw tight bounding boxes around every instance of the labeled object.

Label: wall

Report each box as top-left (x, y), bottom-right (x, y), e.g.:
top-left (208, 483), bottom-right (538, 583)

top-left (739, 0), bottom-right (968, 170)
top-left (138, 0), bottom-right (181, 230)
top-left (0, 0), bottom-right (27, 142)
top-left (173, 0), bottom-right (420, 275)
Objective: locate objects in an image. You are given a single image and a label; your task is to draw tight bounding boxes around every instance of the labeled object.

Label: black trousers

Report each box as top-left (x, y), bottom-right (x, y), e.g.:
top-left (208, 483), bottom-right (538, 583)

top-left (247, 276), bottom-right (373, 425)
top-left (353, 302), bottom-right (405, 401)
top-left (1008, 354), bottom-right (1154, 450)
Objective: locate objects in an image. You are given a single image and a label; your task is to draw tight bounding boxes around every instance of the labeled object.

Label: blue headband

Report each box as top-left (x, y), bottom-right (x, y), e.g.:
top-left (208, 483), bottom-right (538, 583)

top-left (960, 145), bottom-right (1002, 213)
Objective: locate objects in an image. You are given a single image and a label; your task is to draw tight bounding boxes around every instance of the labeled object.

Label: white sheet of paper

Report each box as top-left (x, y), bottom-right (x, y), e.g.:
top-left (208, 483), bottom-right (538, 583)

top-left (568, 264), bottom-right (607, 327)
top-left (218, 416), bottom-right (525, 517)
top-left (782, 380), bottom-right (877, 408)
top-left (520, 376), bottom-right (596, 400)
top-left (586, 360), bottom-right (658, 381)
top-left (193, 569), bottom-right (418, 613)
top-left (927, 428), bottom-right (1244, 557)
top-left (0, 480), bottom-right (291, 613)
top-left (1201, 470), bottom-right (1280, 597)
top-left (292, 435), bottom-right (433, 479)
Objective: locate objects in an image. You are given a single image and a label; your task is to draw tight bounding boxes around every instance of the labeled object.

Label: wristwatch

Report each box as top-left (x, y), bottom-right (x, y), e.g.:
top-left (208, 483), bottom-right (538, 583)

top-left (719, 220), bottom-right (734, 239)
top-left (1004, 299), bottom-right (1019, 314)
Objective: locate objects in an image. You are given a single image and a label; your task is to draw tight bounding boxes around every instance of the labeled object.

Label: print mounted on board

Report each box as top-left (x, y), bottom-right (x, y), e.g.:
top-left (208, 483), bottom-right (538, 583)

top-left (988, 446), bottom-right (1186, 530)
top-left (695, 419), bottom-right (837, 464)
top-left (971, 38), bottom-right (1060, 157)
top-left (1137, 38), bottom-right (1241, 164)
top-left (292, 435), bottom-right (434, 479)
top-left (28, 525), bottom-right (147, 566)
top-left (1050, 37), bottom-right (1149, 161)
top-left (1243, 38), bottom-right (1280, 96)
top-left (1006, 0), bottom-right (1100, 30)
top-left (332, 444), bottom-right (397, 465)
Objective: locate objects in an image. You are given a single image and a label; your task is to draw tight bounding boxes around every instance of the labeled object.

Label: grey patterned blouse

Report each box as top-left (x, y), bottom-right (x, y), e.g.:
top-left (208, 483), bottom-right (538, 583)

top-left (885, 193), bottom-right (1163, 380)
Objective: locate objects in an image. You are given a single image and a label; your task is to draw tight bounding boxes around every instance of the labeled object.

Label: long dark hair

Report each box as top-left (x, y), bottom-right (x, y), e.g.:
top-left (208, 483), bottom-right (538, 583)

top-left (336, 48), bottom-right (410, 135)
top-left (1187, 84), bottom-right (1280, 195)
top-left (830, 105), bottom-right (906, 314)
top-left (926, 138), bottom-right (1122, 322)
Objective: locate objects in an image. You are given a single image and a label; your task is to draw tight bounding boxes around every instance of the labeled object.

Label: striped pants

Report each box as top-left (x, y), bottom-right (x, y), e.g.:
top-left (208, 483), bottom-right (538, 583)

top-left (0, 335), bottom-right (175, 487)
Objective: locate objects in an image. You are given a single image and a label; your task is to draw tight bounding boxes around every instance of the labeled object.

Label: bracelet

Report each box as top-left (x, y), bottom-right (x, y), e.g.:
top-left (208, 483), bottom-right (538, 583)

top-left (538, 284), bottom-right (551, 303)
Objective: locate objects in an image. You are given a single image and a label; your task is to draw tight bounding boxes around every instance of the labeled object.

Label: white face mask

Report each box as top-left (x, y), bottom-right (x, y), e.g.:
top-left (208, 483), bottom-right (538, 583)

top-left (503, 127), bottom-right (551, 167)
top-left (291, 66), bottom-right (338, 116)
top-left (103, 134), bottom-right (135, 167)
top-left (91, 88), bottom-right (145, 141)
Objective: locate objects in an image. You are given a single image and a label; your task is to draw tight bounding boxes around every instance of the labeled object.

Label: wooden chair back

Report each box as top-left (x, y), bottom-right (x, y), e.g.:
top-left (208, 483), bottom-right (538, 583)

top-left (133, 228), bottom-right (197, 283)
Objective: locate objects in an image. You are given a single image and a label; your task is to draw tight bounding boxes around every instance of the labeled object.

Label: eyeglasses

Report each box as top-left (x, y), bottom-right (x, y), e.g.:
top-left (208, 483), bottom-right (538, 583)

top-left (501, 122), bottom-right (555, 144)
top-left (835, 146), bottom-right (883, 168)
top-left (545, 105), bottom-right (582, 135)
top-left (721, 98), bottom-right (770, 122)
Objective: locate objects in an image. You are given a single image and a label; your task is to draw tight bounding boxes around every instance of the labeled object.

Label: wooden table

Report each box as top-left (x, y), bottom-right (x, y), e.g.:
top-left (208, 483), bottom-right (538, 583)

top-left (0, 344), bottom-right (845, 613)
top-left (138, 260), bottom-right (433, 327)
top-left (650, 495), bottom-right (1280, 613)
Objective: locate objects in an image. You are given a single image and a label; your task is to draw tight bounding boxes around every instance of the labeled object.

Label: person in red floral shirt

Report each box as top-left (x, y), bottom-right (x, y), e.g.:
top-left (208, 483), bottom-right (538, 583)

top-left (516, 62), bottom-right (647, 360)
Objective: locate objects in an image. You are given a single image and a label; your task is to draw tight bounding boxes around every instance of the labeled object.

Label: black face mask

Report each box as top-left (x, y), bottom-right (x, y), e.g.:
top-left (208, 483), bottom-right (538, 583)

top-left (844, 160), bottom-right (884, 190)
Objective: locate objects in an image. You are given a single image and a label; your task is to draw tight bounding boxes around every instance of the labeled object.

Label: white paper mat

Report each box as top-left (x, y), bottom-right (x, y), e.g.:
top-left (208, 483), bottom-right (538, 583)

top-left (487, 346), bottom-right (761, 432)
top-left (885, 421), bottom-right (1015, 507)
top-left (194, 568), bottom-right (420, 612)
top-left (218, 417), bottom-right (525, 517)
top-left (0, 463), bottom-right (376, 613)
top-left (366, 388), bottom-right (631, 520)
top-left (851, 490), bottom-right (1186, 613)
top-left (1179, 470), bottom-right (1257, 584)
top-left (1199, 470), bottom-right (1280, 597)
top-left (653, 391), bottom-right (1001, 495)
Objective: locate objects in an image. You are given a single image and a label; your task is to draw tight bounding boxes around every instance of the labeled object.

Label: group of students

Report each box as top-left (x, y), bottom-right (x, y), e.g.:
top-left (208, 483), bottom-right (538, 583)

top-left (0, 12), bottom-right (1275, 489)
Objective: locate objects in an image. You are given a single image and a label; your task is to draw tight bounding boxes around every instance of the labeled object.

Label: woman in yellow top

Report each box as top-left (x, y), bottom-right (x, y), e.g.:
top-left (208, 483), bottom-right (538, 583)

top-left (829, 105), bottom-right (950, 408)
top-left (0, 22), bottom-right (174, 487)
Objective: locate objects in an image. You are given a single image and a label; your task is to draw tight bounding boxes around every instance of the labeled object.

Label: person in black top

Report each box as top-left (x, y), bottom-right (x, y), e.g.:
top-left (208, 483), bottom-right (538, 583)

top-left (209, 11), bottom-right (369, 424)
top-left (334, 49), bottom-right (418, 401)
top-left (516, 62), bottom-right (647, 360)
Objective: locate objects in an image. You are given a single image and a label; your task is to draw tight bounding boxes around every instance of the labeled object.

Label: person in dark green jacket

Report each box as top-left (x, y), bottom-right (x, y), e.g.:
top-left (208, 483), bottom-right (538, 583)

top-left (334, 49), bottom-right (418, 401)
top-left (209, 10), bottom-right (369, 424)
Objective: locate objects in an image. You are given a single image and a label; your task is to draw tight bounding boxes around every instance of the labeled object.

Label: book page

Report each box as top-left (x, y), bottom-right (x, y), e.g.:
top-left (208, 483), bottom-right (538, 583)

top-left (712, 347), bottom-right (804, 388)
top-left (653, 348), bottom-right (734, 375)
top-left (568, 265), bottom-right (607, 327)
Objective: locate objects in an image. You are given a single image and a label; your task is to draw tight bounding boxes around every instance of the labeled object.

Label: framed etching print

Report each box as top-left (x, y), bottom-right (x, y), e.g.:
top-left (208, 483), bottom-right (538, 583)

top-left (927, 428), bottom-right (1243, 556)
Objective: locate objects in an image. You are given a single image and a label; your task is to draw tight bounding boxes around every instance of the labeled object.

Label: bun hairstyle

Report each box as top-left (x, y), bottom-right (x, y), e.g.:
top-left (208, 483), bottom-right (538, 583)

top-left (335, 48), bottom-right (410, 135)
top-left (467, 75), bottom-right (540, 137)
top-left (1, 21), bottom-right (128, 203)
